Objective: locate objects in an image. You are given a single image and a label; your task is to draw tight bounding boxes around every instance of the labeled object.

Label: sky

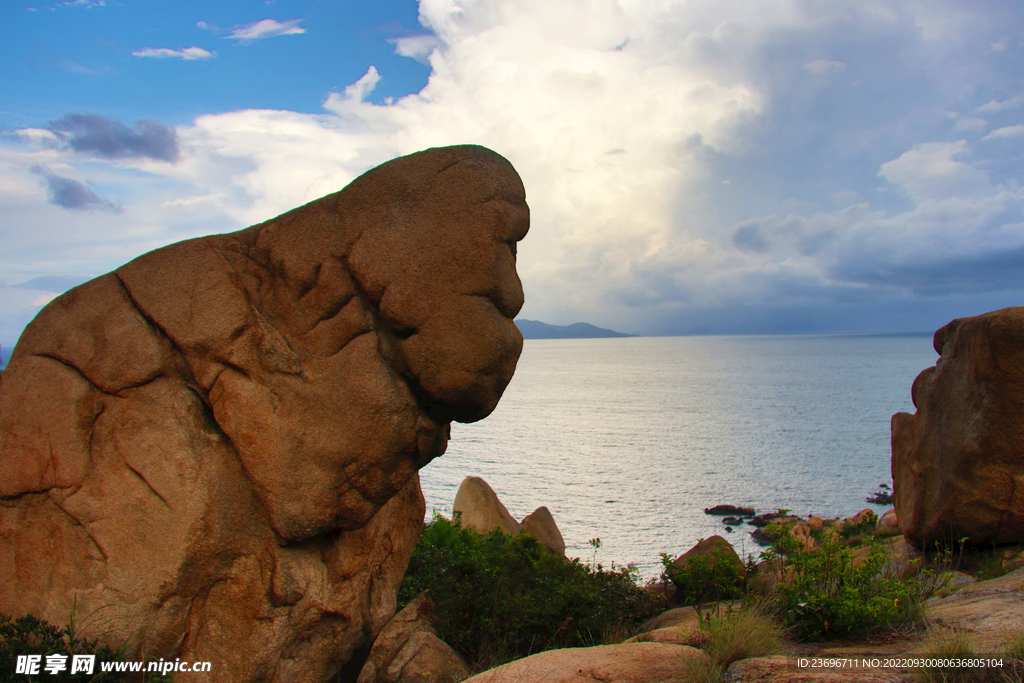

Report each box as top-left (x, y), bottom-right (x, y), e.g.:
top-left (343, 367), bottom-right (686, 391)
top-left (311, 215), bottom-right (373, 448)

top-left (2, 0), bottom-right (1024, 359)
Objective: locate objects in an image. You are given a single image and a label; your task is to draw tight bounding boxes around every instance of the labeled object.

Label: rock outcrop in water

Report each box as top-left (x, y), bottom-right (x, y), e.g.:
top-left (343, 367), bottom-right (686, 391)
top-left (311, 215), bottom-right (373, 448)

top-left (451, 476), bottom-right (565, 556)
top-left (0, 144), bottom-right (529, 682)
top-left (521, 506), bottom-right (566, 557)
top-left (892, 308), bottom-right (1024, 547)
top-left (453, 476), bottom-right (522, 536)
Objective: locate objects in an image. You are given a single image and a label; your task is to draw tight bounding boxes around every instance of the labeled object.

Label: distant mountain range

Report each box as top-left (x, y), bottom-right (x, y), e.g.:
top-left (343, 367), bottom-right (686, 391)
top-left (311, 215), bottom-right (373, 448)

top-left (515, 319), bottom-right (635, 339)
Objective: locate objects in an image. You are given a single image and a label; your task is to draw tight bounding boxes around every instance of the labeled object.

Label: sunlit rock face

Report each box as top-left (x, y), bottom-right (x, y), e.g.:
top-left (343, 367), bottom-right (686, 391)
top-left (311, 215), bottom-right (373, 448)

top-left (892, 308), bottom-right (1024, 548)
top-left (0, 145), bottom-right (528, 682)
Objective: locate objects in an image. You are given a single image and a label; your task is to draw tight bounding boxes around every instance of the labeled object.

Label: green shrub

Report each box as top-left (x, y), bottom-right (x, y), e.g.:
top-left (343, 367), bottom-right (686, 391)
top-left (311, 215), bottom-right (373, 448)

top-left (660, 547), bottom-right (746, 607)
top-left (398, 514), bottom-right (656, 669)
top-left (769, 533), bottom-right (921, 640)
top-left (0, 612), bottom-right (148, 682)
top-left (838, 511), bottom-right (878, 541)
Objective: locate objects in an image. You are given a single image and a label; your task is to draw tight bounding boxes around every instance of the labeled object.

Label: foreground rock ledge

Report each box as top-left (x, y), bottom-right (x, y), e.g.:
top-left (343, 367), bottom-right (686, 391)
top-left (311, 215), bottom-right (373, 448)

top-left (0, 145), bottom-right (529, 683)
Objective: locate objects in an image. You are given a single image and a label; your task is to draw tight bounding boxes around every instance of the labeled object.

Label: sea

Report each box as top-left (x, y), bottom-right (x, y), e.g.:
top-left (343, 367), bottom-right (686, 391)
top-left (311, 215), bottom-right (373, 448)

top-left (418, 333), bottom-right (939, 579)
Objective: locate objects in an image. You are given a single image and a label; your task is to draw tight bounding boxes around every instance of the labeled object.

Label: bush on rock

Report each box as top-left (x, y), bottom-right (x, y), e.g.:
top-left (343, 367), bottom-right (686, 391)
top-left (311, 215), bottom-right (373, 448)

top-left (398, 514), bottom-right (656, 670)
top-left (768, 532), bottom-right (922, 640)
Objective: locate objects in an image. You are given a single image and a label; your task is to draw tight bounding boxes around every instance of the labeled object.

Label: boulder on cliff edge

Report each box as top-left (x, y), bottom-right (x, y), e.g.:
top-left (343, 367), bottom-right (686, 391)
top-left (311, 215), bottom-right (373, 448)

top-left (892, 308), bottom-right (1024, 547)
top-left (0, 144), bottom-right (529, 682)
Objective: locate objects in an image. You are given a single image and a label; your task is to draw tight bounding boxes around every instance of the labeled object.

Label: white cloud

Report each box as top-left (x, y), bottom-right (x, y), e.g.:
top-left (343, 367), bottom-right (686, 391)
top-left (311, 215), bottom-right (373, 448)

top-left (878, 140), bottom-right (990, 200)
top-left (54, 0), bottom-right (105, 7)
top-left (389, 35), bottom-right (441, 64)
top-left (803, 59), bottom-right (846, 75)
top-left (335, 66), bottom-right (381, 104)
top-left (953, 116), bottom-right (987, 131)
top-left (5, 0), bottom-right (1024, 337)
top-left (225, 18), bottom-right (305, 42)
top-left (974, 95), bottom-right (1024, 114)
top-left (131, 47), bottom-right (216, 61)
top-left (983, 124), bottom-right (1024, 140)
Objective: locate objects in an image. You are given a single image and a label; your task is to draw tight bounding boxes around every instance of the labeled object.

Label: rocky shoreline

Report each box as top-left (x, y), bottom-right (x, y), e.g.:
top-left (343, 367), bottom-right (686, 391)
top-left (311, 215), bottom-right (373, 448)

top-left (4, 140), bottom-right (1024, 683)
top-left (364, 474), bottom-right (1024, 683)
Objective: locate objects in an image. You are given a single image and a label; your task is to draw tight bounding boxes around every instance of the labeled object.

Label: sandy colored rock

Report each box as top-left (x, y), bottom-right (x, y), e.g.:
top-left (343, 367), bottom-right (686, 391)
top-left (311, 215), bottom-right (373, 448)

top-left (848, 535), bottom-right (922, 577)
top-left (839, 509), bottom-right (876, 531)
top-left (640, 602), bottom-right (742, 632)
top-left (452, 476), bottom-right (522, 535)
top-left (642, 606), bottom-right (702, 632)
top-left (724, 655), bottom-right (904, 682)
top-left (357, 593), bottom-right (469, 683)
top-left (892, 308), bottom-right (1024, 547)
top-left (787, 521), bottom-right (820, 551)
top-left (462, 643), bottom-right (709, 683)
top-left (876, 508), bottom-right (900, 537)
top-left (672, 535), bottom-right (746, 578)
top-left (0, 145), bottom-right (529, 682)
top-left (624, 626), bottom-right (694, 646)
top-left (925, 564), bottom-right (1024, 651)
top-left (521, 506), bottom-right (565, 557)
top-left (380, 632), bottom-right (469, 683)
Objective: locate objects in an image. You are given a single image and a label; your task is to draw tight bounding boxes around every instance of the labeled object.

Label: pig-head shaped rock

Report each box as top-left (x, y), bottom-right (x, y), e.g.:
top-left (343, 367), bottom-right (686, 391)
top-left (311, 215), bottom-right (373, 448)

top-left (0, 145), bottom-right (528, 682)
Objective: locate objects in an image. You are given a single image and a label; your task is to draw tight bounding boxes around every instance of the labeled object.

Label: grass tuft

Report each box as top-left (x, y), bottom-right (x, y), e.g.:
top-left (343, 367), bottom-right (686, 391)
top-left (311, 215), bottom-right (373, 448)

top-left (699, 604), bottom-right (787, 667)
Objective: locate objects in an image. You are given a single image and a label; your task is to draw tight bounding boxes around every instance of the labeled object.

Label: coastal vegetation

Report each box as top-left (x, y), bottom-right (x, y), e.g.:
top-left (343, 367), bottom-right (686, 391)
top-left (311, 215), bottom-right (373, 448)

top-left (766, 529), bottom-right (921, 640)
top-left (397, 513), bottom-right (656, 670)
top-left (0, 612), bottom-right (157, 682)
top-left (394, 504), bottom-right (1024, 679)
top-left (396, 508), bottom-right (936, 674)
top-left (660, 546), bottom-right (748, 606)
top-left (660, 515), bottom-right (923, 641)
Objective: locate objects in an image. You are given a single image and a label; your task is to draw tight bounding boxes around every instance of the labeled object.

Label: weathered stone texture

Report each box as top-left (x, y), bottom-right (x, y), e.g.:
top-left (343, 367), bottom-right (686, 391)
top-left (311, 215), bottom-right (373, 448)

top-left (0, 144), bottom-right (529, 682)
top-left (462, 642), bottom-right (710, 683)
top-left (892, 308), bottom-right (1024, 547)
top-left (357, 594), bottom-right (470, 683)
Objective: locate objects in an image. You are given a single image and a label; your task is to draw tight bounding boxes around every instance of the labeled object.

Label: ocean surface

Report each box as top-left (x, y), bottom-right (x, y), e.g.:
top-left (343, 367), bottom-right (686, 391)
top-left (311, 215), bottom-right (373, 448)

top-left (419, 334), bottom-right (939, 579)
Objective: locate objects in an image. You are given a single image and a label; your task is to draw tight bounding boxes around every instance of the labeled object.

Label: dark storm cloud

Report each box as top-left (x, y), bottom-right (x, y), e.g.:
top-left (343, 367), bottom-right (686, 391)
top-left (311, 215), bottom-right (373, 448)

top-left (731, 222), bottom-right (769, 252)
top-left (831, 246), bottom-right (1024, 297)
top-left (30, 166), bottom-right (121, 212)
top-left (48, 113), bottom-right (179, 162)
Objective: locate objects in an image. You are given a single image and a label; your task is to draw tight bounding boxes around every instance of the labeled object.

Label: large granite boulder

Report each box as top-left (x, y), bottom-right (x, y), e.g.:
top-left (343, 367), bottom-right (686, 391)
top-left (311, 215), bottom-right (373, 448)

top-left (0, 145), bottom-right (529, 682)
top-left (892, 308), bottom-right (1024, 547)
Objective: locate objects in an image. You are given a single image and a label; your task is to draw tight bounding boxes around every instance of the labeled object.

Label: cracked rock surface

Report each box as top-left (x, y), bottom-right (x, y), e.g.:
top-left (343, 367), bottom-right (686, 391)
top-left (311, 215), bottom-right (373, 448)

top-left (0, 145), bottom-right (528, 682)
top-left (892, 307), bottom-right (1024, 547)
